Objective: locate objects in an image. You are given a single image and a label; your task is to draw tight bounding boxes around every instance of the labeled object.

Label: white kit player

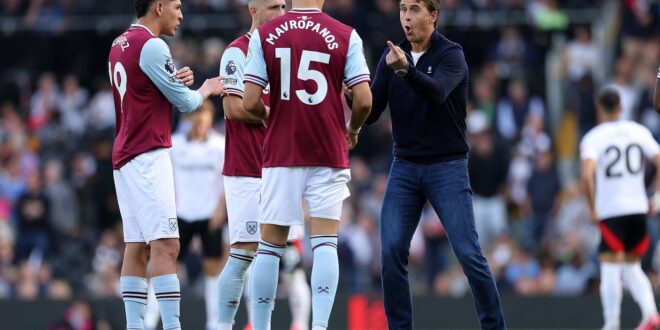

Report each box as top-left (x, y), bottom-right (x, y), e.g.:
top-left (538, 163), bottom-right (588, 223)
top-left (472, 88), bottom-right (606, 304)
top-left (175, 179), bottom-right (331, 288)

top-left (108, 0), bottom-right (225, 329)
top-left (217, 1), bottom-right (311, 330)
top-left (242, 0), bottom-right (373, 329)
top-left (145, 102), bottom-right (227, 330)
top-left (581, 87), bottom-right (660, 330)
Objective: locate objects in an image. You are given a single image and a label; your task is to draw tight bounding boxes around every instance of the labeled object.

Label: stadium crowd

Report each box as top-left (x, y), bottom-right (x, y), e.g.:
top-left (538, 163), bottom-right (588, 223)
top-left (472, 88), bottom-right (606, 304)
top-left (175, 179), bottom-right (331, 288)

top-left (0, 0), bottom-right (658, 307)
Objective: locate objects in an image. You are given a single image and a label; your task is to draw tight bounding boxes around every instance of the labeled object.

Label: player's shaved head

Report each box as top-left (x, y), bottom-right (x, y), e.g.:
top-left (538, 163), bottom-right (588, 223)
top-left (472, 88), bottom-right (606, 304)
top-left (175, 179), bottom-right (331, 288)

top-left (597, 86), bottom-right (621, 114)
top-left (247, 0), bottom-right (265, 6)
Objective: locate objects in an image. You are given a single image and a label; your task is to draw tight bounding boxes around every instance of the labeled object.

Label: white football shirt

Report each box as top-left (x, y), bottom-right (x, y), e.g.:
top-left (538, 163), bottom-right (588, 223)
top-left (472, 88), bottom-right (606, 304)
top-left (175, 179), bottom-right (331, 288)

top-left (171, 131), bottom-right (226, 222)
top-left (580, 120), bottom-right (660, 219)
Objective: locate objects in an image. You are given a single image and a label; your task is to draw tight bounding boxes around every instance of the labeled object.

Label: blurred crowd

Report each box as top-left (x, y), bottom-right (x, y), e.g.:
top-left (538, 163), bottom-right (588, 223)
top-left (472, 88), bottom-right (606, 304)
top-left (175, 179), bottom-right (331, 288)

top-left (0, 0), bottom-right (659, 310)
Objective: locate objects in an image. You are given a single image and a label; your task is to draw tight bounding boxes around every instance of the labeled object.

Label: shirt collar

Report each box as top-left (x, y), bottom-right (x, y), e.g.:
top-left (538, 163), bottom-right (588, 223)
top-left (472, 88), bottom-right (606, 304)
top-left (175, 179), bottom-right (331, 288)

top-left (289, 8), bottom-right (322, 14)
top-left (131, 24), bottom-right (156, 36)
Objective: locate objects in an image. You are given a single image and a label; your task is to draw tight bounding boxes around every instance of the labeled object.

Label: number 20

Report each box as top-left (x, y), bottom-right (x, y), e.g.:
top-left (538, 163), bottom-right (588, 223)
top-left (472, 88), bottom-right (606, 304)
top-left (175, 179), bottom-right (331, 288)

top-left (604, 144), bottom-right (643, 178)
top-left (275, 48), bottom-right (330, 106)
top-left (108, 61), bottom-right (127, 113)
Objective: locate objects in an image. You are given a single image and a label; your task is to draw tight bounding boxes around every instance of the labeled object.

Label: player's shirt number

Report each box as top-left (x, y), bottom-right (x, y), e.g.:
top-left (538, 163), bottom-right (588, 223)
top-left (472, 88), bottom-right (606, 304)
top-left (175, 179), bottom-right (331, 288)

top-left (604, 143), bottom-right (643, 178)
top-left (108, 61), bottom-right (127, 113)
top-left (275, 48), bottom-right (330, 106)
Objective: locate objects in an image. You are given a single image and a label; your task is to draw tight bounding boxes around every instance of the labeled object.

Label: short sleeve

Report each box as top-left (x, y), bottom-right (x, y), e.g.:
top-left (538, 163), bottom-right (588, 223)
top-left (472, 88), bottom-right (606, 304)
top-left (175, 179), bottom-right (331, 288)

top-left (220, 47), bottom-right (246, 98)
top-left (343, 30), bottom-right (371, 88)
top-left (580, 132), bottom-right (598, 161)
top-left (244, 29), bottom-right (269, 88)
top-left (640, 127), bottom-right (660, 158)
top-left (139, 38), bottom-right (203, 113)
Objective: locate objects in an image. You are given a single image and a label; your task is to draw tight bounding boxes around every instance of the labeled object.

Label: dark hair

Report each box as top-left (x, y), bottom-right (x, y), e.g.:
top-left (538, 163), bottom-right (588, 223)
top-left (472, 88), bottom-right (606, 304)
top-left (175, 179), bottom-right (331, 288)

top-left (135, 0), bottom-right (156, 18)
top-left (596, 87), bottom-right (620, 114)
top-left (402, 0), bottom-right (441, 27)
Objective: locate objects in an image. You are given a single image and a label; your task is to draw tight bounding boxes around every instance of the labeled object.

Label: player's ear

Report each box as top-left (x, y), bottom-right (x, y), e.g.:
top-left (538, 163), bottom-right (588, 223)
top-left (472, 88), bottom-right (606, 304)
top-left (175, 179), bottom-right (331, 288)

top-left (155, 1), bottom-right (163, 16)
top-left (429, 10), bottom-right (438, 26)
top-left (248, 5), bottom-right (257, 19)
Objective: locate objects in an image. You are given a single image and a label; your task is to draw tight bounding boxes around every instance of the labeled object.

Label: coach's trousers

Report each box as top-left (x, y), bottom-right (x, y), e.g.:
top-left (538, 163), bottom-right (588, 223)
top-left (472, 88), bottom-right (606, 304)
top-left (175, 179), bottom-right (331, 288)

top-left (380, 158), bottom-right (506, 330)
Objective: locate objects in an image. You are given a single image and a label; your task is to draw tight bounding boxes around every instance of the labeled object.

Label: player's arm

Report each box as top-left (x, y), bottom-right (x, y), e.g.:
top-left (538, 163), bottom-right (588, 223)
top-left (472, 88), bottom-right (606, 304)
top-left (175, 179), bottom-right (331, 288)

top-left (581, 158), bottom-right (597, 223)
top-left (652, 153), bottom-right (660, 203)
top-left (220, 47), bottom-right (263, 124)
top-left (654, 67), bottom-right (659, 113)
top-left (243, 83), bottom-right (268, 120)
top-left (140, 38), bottom-right (224, 113)
top-left (364, 50), bottom-right (391, 125)
top-left (343, 30), bottom-right (373, 148)
top-left (243, 30), bottom-right (270, 120)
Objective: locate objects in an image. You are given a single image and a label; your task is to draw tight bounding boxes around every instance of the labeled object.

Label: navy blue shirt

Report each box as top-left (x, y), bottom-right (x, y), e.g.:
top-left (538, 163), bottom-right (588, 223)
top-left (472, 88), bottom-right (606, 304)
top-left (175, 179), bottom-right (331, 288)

top-left (366, 31), bottom-right (469, 163)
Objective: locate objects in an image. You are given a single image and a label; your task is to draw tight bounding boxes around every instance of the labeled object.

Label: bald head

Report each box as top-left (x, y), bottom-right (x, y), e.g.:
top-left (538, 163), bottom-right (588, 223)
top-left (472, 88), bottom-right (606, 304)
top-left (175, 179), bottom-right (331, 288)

top-left (248, 0), bottom-right (286, 26)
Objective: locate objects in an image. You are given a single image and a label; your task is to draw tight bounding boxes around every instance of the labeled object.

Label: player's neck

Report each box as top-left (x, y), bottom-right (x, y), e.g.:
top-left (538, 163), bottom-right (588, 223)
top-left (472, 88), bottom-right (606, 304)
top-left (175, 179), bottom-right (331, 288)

top-left (136, 18), bottom-right (161, 37)
top-left (600, 115), bottom-right (620, 123)
top-left (187, 131), bottom-right (208, 142)
top-left (249, 21), bottom-right (259, 34)
top-left (292, 0), bottom-right (323, 10)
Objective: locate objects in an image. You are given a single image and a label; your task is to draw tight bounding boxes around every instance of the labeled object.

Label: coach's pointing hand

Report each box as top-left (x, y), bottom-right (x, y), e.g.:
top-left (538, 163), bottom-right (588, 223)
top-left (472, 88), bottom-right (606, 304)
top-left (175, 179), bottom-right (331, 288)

top-left (386, 40), bottom-right (408, 70)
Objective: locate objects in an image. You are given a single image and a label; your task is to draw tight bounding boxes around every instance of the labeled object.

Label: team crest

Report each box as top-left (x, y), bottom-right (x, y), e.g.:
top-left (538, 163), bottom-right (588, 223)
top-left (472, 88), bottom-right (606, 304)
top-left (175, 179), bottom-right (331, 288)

top-left (246, 221), bottom-right (257, 235)
top-left (169, 218), bottom-right (178, 232)
top-left (225, 60), bottom-right (237, 75)
top-left (164, 58), bottom-right (176, 75)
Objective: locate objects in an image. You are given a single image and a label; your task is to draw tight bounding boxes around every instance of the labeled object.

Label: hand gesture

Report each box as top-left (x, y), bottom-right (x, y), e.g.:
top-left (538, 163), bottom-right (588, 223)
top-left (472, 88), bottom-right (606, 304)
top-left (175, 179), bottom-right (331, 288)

top-left (386, 40), bottom-right (408, 70)
top-left (199, 76), bottom-right (226, 98)
top-left (176, 66), bottom-right (194, 86)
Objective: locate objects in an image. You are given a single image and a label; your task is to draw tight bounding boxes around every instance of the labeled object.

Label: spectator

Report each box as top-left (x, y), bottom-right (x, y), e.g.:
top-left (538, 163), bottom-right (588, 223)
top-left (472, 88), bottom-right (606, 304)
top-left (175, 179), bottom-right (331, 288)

top-left (28, 72), bottom-right (58, 131)
top-left (43, 158), bottom-right (79, 239)
top-left (15, 171), bottom-right (50, 260)
top-left (496, 78), bottom-right (545, 143)
top-left (525, 145), bottom-right (561, 251)
top-left (467, 111), bottom-right (510, 248)
top-left (56, 74), bottom-right (88, 137)
top-left (609, 57), bottom-right (640, 121)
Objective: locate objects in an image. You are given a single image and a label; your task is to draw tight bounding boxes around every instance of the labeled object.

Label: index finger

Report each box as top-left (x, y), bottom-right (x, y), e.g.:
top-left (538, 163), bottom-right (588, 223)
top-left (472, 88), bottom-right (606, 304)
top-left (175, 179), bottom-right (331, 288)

top-left (387, 40), bottom-right (398, 52)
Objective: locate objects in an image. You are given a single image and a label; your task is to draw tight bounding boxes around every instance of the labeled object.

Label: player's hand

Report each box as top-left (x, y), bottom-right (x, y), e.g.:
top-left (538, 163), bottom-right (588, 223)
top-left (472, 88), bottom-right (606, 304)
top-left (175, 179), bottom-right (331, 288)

top-left (343, 83), bottom-right (353, 101)
top-left (176, 66), bottom-right (194, 86)
top-left (346, 131), bottom-right (358, 150)
top-left (262, 106), bottom-right (270, 128)
top-left (386, 40), bottom-right (408, 70)
top-left (199, 76), bottom-right (227, 98)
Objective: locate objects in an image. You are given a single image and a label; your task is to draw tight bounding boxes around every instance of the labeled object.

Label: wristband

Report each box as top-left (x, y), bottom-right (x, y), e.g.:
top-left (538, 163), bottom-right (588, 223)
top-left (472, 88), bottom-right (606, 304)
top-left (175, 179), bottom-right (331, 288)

top-left (346, 121), bottom-right (361, 135)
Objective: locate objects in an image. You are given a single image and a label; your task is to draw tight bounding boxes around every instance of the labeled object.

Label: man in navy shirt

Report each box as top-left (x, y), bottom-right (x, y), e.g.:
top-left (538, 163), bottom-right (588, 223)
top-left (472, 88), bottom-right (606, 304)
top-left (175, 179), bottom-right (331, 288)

top-left (354, 1), bottom-right (506, 329)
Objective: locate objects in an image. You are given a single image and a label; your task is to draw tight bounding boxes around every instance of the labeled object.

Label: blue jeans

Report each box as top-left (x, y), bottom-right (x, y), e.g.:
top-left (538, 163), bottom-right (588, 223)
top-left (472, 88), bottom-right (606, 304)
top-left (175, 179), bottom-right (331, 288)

top-left (380, 158), bottom-right (506, 330)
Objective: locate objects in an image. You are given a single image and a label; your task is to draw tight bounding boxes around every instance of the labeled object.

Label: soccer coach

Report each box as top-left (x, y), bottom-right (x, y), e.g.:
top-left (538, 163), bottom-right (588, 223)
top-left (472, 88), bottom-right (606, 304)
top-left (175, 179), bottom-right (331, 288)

top-left (361, 1), bottom-right (506, 329)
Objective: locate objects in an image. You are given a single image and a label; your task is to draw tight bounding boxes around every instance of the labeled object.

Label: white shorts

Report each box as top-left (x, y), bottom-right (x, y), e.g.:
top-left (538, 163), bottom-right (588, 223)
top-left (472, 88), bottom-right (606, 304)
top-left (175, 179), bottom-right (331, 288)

top-left (224, 176), bottom-right (299, 244)
top-left (114, 148), bottom-right (179, 243)
top-left (260, 167), bottom-right (351, 226)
